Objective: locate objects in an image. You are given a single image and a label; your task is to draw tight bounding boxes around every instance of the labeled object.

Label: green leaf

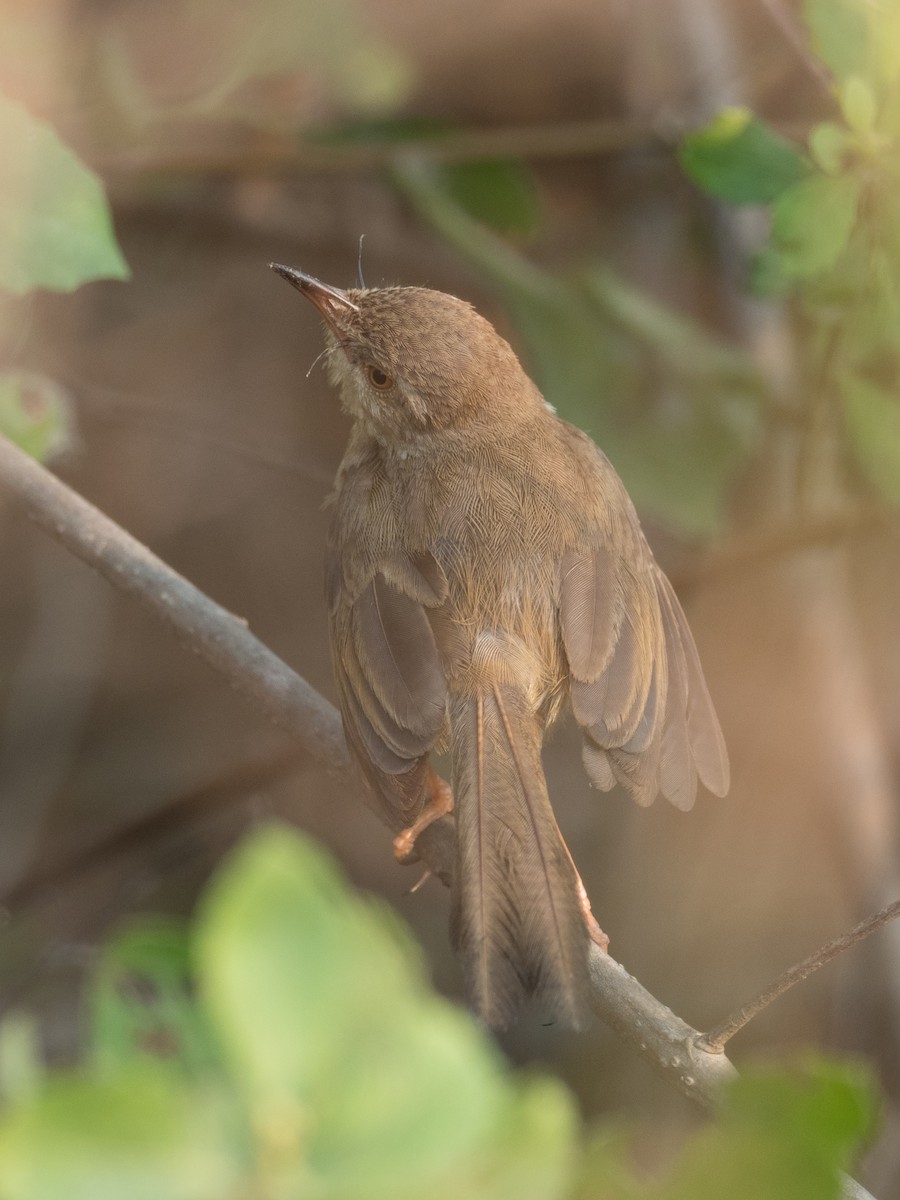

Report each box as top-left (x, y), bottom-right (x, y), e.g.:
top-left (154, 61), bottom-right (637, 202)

top-left (586, 1058), bottom-right (875, 1200)
top-left (870, 7), bottom-right (900, 86)
top-left (0, 1067), bottom-right (243, 1200)
top-left (435, 160), bottom-right (540, 237)
top-left (0, 1016), bottom-right (42, 1106)
top-left (656, 1059), bottom-right (875, 1200)
top-left (839, 75), bottom-right (877, 133)
top-left (808, 122), bottom-right (854, 175)
top-left (840, 373), bottom-right (900, 506)
top-left (771, 173), bottom-right (861, 279)
top-left (90, 919), bottom-right (222, 1079)
top-left (0, 373), bottom-right (75, 462)
top-left (680, 107), bottom-right (810, 204)
top-left (803, 0), bottom-right (872, 83)
top-left (0, 95), bottom-right (129, 294)
top-left (194, 825), bottom-right (576, 1200)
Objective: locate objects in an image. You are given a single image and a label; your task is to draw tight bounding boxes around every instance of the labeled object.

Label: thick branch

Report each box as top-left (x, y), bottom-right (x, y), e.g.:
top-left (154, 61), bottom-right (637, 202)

top-left (0, 436), bottom-right (877, 1197)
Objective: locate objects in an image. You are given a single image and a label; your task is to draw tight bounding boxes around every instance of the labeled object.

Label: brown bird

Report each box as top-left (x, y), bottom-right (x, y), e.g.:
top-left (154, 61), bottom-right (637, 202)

top-left (272, 264), bottom-right (729, 1030)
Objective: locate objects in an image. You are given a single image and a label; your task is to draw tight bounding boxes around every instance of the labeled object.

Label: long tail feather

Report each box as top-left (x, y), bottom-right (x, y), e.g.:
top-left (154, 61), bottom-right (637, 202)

top-left (449, 685), bottom-right (591, 1029)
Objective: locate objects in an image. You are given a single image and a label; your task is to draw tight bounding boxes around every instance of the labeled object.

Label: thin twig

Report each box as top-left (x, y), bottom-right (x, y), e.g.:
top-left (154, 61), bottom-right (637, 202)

top-left (0, 435), bottom-right (878, 1199)
top-left (700, 898), bottom-right (900, 1053)
top-left (758, 0), bottom-right (834, 93)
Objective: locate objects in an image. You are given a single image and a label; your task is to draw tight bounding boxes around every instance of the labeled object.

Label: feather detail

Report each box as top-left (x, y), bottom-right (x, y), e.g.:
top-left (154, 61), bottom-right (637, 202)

top-left (559, 547), bottom-right (621, 681)
top-left (450, 685), bottom-right (591, 1029)
top-left (656, 582), bottom-right (698, 811)
top-left (655, 573), bottom-right (730, 798)
top-left (335, 676), bottom-right (430, 825)
top-left (352, 574), bottom-right (446, 735)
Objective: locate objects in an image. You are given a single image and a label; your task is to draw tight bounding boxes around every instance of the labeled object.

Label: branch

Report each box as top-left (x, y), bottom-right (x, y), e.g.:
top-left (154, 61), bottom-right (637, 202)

top-left (700, 897), bottom-right (900, 1053)
top-left (102, 117), bottom-right (813, 182)
top-left (0, 435), bottom-right (877, 1198)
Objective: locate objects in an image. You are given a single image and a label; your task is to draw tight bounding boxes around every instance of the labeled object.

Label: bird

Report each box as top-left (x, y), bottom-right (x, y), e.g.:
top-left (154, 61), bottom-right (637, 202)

top-left (271, 263), bottom-right (729, 1030)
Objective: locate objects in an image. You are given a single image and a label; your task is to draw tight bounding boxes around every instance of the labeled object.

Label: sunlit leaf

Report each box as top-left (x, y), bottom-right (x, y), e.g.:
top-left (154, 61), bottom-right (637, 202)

top-left (0, 1016), bottom-right (42, 1107)
top-left (194, 826), bottom-right (576, 1200)
top-left (808, 122), bottom-right (854, 175)
top-left (680, 108), bottom-right (810, 204)
top-left (771, 173), bottom-right (861, 278)
top-left (803, 0), bottom-right (872, 83)
top-left (840, 373), bottom-right (900, 506)
top-left (0, 1067), bottom-right (242, 1200)
top-left (839, 76), bottom-right (877, 133)
top-left (0, 96), bottom-right (129, 294)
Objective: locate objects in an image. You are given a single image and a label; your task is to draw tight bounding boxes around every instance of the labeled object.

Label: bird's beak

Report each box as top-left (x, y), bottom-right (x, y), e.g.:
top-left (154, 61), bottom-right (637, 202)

top-left (270, 264), bottom-right (359, 330)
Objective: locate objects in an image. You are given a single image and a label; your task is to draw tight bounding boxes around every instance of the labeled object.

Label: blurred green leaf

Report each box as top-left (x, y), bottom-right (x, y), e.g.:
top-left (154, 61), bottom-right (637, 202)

top-left (653, 1059), bottom-right (874, 1200)
top-left (90, 919), bottom-right (222, 1079)
top-left (0, 373), bottom-right (75, 462)
top-left (808, 122), bottom-right (854, 175)
top-left (839, 76), bottom-right (877, 134)
top-left (436, 160), bottom-right (540, 237)
top-left (194, 825), bottom-right (576, 1200)
top-left (680, 107), bottom-right (810, 204)
top-left (0, 96), bottom-right (129, 294)
top-left (840, 373), bottom-right (900, 506)
top-left (0, 1016), bottom-right (42, 1107)
top-left (871, 6), bottom-right (900, 86)
top-left (803, 0), bottom-right (872, 83)
top-left (575, 1059), bottom-right (874, 1200)
top-left (0, 1067), bottom-right (242, 1200)
top-left (317, 119), bottom-right (540, 236)
top-left (771, 173), bottom-right (861, 279)
top-left (175, 0), bottom-right (411, 116)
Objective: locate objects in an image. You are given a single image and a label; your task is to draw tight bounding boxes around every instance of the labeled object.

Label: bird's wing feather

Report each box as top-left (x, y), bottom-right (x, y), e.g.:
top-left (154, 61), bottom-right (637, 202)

top-left (328, 547), bottom-right (448, 825)
top-left (557, 441), bottom-right (727, 808)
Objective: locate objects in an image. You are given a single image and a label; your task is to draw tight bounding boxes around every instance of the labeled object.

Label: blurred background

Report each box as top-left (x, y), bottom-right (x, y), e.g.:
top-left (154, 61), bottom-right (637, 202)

top-left (1, 0), bottom-right (899, 1191)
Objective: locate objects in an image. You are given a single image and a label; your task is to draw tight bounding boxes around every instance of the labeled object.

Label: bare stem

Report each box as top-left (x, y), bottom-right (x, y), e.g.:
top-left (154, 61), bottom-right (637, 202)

top-left (701, 898), bottom-right (900, 1052)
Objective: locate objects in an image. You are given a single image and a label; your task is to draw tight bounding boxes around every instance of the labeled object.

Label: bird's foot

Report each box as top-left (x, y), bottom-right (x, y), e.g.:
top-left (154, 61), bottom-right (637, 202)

top-left (393, 767), bottom-right (454, 864)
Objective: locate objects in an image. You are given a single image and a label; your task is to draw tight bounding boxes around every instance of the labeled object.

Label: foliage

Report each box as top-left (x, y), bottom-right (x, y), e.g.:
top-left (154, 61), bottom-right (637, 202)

top-left (0, 95), bottom-right (129, 295)
top-left (0, 826), bottom-right (875, 1199)
top-left (680, 0), bottom-right (900, 509)
top-left (0, 373), bottom-right (75, 463)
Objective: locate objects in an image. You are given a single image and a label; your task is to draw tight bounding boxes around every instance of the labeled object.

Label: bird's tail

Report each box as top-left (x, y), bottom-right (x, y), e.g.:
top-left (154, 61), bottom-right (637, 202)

top-left (449, 684), bottom-right (591, 1029)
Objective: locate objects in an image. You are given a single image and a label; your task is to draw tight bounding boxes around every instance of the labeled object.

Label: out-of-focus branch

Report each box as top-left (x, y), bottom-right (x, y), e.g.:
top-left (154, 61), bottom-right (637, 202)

top-left (671, 506), bottom-right (894, 591)
top-left (0, 435), bottom-right (877, 1197)
top-left (758, 0), bottom-right (833, 91)
top-left (0, 434), bottom-right (346, 771)
top-left (102, 115), bottom-right (812, 182)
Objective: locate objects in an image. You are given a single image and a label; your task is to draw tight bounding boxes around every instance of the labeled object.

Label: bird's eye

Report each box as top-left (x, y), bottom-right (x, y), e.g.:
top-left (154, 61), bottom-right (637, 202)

top-left (365, 364), bottom-right (393, 390)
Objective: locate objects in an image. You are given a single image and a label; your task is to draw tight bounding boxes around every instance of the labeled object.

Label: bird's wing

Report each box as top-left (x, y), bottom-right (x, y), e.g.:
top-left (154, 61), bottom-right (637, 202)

top-left (557, 446), bottom-right (729, 810)
top-left (326, 545), bottom-right (449, 827)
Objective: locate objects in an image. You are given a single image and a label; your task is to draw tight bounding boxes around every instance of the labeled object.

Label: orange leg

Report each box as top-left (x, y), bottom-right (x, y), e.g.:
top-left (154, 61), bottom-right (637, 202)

top-left (393, 767), bottom-right (454, 864)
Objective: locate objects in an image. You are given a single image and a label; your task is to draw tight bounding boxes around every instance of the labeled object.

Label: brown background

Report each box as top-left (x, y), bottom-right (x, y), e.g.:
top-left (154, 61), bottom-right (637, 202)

top-left (1, 0), bottom-right (899, 1190)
